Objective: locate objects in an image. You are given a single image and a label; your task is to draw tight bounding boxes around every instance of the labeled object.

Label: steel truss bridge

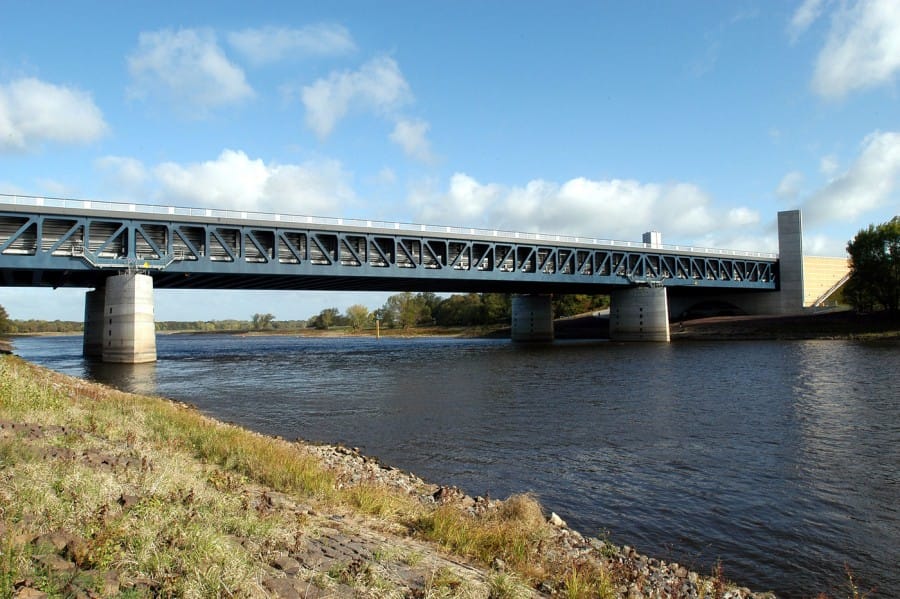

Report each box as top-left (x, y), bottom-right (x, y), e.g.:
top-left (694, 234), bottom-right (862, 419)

top-left (0, 195), bottom-right (778, 294)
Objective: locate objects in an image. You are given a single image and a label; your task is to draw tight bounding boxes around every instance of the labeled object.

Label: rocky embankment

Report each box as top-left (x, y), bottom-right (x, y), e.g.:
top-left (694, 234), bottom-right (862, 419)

top-left (308, 444), bottom-right (775, 599)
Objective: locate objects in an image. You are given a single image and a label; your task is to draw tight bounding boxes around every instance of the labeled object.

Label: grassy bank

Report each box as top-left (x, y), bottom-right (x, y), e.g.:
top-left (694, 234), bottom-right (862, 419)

top-left (0, 355), bottom-right (778, 598)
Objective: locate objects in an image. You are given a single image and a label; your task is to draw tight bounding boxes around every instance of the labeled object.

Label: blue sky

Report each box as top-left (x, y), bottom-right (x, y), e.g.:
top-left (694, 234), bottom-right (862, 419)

top-left (1, 0), bottom-right (898, 321)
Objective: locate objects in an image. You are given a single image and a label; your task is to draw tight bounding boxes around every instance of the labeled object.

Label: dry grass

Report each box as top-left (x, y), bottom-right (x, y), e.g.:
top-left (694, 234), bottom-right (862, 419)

top-left (414, 494), bottom-right (549, 577)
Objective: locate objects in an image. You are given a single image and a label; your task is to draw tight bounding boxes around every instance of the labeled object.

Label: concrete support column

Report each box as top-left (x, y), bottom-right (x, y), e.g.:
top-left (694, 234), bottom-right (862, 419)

top-left (82, 287), bottom-right (106, 358)
top-left (511, 294), bottom-right (554, 342)
top-left (610, 286), bottom-right (670, 342)
top-left (775, 209), bottom-right (804, 314)
top-left (102, 273), bottom-right (157, 363)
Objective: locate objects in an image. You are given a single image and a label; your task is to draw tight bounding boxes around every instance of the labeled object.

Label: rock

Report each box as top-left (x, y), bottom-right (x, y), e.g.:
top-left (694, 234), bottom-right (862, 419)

top-left (263, 491), bottom-right (297, 511)
top-left (33, 531), bottom-right (76, 553)
top-left (64, 537), bottom-right (90, 566)
top-left (271, 555), bottom-right (302, 576)
top-left (548, 512), bottom-right (567, 527)
top-left (432, 486), bottom-right (459, 503)
top-left (118, 494), bottom-right (141, 509)
top-left (262, 576), bottom-right (302, 599)
top-left (14, 588), bottom-right (47, 599)
top-left (35, 553), bottom-right (76, 573)
top-left (675, 565), bottom-right (688, 578)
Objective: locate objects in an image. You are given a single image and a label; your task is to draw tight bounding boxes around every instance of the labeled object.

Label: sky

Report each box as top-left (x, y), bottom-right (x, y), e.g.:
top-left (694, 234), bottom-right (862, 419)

top-left (1, 0), bottom-right (899, 321)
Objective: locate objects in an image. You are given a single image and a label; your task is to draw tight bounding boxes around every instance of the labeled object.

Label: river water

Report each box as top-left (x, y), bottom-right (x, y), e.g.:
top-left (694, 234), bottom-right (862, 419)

top-left (11, 334), bottom-right (899, 597)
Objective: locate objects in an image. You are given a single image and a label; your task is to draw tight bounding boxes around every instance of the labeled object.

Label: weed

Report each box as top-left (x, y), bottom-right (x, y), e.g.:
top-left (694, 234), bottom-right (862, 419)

top-left (488, 572), bottom-right (528, 599)
top-left (559, 561), bottom-right (615, 599)
top-left (843, 564), bottom-right (875, 599)
top-left (413, 494), bottom-right (550, 577)
top-left (711, 560), bottom-right (726, 599)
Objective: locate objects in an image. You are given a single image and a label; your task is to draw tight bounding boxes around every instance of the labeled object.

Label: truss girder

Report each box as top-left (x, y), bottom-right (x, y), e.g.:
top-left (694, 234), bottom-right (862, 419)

top-left (0, 210), bottom-right (777, 291)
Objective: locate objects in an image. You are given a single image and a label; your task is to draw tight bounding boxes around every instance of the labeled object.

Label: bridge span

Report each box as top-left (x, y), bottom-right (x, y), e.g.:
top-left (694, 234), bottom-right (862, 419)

top-left (0, 195), bottom-right (795, 363)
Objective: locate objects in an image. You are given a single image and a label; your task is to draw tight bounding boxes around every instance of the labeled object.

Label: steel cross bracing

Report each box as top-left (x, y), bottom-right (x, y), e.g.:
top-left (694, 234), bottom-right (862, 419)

top-left (0, 202), bottom-right (777, 293)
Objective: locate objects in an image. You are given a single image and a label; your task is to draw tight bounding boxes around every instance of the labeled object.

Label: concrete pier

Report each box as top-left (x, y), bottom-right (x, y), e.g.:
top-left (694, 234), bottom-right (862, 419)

top-left (82, 288), bottom-right (106, 358)
top-left (511, 294), bottom-right (554, 342)
top-left (83, 273), bottom-right (157, 363)
top-left (774, 210), bottom-right (804, 314)
top-left (610, 286), bottom-right (670, 342)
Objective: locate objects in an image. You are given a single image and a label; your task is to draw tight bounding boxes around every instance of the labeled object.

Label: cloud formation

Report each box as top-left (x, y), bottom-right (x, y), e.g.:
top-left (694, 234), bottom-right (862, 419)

top-left (789, 0), bottom-right (828, 40)
top-left (151, 150), bottom-right (355, 215)
top-left (776, 171), bottom-right (805, 201)
top-left (228, 24), bottom-right (355, 64)
top-left (301, 56), bottom-right (412, 138)
top-left (802, 130), bottom-right (900, 223)
top-left (0, 78), bottom-right (107, 152)
top-left (389, 118), bottom-right (434, 162)
top-left (811, 0), bottom-right (900, 98)
top-left (128, 28), bottom-right (254, 114)
top-left (95, 156), bottom-right (150, 198)
top-left (409, 173), bottom-right (761, 248)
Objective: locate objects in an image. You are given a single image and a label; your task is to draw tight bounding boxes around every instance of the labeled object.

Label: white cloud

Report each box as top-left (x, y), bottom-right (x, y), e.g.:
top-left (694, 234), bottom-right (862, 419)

top-left (790, 0), bottom-right (829, 40)
top-left (95, 156), bottom-right (150, 198)
top-left (725, 206), bottom-right (760, 227)
top-left (389, 118), bottom-right (434, 162)
top-left (0, 78), bottom-right (107, 152)
top-left (812, 0), bottom-right (900, 98)
top-left (36, 179), bottom-right (75, 197)
top-left (374, 167), bottom-right (397, 185)
top-left (408, 173), bottom-right (759, 247)
top-left (776, 170), bottom-right (805, 200)
top-left (128, 28), bottom-right (254, 114)
top-left (153, 149), bottom-right (354, 215)
top-left (301, 56), bottom-right (412, 138)
top-left (819, 154), bottom-right (840, 177)
top-left (802, 130), bottom-right (900, 223)
top-left (228, 24), bottom-right (355, 65)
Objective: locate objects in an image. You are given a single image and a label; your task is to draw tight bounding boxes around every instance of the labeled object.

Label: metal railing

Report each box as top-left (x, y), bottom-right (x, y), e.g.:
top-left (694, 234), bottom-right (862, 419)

top-left (0, 193), bottom-right (778, 259)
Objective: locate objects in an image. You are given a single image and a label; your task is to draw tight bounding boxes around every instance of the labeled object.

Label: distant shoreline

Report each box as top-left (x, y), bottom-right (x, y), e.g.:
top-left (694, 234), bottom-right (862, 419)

top-left (5, 310), bottom-right (898, 345)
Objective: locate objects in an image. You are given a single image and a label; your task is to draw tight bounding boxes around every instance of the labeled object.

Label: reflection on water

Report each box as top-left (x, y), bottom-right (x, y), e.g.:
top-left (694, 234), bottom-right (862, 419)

top-left (10, 334), bottom-right (900, 598)
top-left (84, 360), bottom-right (158, 396)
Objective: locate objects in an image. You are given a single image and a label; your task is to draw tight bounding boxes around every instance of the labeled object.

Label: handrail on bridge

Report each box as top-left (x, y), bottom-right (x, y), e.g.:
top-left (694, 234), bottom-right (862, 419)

top-left (0, 193), bottom-right (778, 260)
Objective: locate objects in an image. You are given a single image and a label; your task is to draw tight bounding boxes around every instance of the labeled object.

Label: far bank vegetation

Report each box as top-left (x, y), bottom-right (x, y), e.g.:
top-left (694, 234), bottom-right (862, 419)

top-left (0, 293), bottom-right (610, 335)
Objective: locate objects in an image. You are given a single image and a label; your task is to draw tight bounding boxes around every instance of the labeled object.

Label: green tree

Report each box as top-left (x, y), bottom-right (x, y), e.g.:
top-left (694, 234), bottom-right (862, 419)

top-left (0, 304), bottom-right (11, 335)
top-left (251, 313), bottom-right (275, 330)
top-left (345, 304), bottom-right (371, 331)
top-left (433, 293), bottom-right (483, 326)
top-left (310, 307), bottom-right (339, 330)
top-left (383, 292), bottom-right (430, 331)
top-left (481, 293), bottom-right (511, 323)
top-left (845, 217), bottom-right (900, 313)
top-left (552, 294), bottom-right (610, 318)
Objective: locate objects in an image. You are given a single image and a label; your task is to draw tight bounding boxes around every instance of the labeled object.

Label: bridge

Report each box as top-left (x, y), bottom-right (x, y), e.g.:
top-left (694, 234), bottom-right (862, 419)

top-left (1, 194), bottom-right (797, 363)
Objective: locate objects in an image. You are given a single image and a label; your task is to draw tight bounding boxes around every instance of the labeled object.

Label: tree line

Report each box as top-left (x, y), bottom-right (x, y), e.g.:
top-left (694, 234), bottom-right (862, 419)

top-left (844, 216), bottom-right (900, 313)
top-left (0, 293), bottom-right (610, 336)
top-left (306, 292), bottom-right (610, 332)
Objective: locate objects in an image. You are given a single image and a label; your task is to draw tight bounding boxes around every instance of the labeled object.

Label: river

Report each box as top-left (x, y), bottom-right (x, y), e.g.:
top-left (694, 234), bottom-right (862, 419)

top-left (11, 334), bottom-right (899, 597)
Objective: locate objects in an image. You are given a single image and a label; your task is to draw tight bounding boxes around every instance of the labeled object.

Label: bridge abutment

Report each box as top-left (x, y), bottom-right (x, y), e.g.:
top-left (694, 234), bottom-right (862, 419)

top-left (83, 273), bottom-right (157, 363)
top-left (511, 294), bottom-right (554, 342)
top-left (610, 286), bottom-right (670, 342)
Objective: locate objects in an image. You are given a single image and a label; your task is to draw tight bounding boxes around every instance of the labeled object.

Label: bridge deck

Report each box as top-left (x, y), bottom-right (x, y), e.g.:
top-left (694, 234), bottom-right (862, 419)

top-left (0, 196), bottom-right (777, 294)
